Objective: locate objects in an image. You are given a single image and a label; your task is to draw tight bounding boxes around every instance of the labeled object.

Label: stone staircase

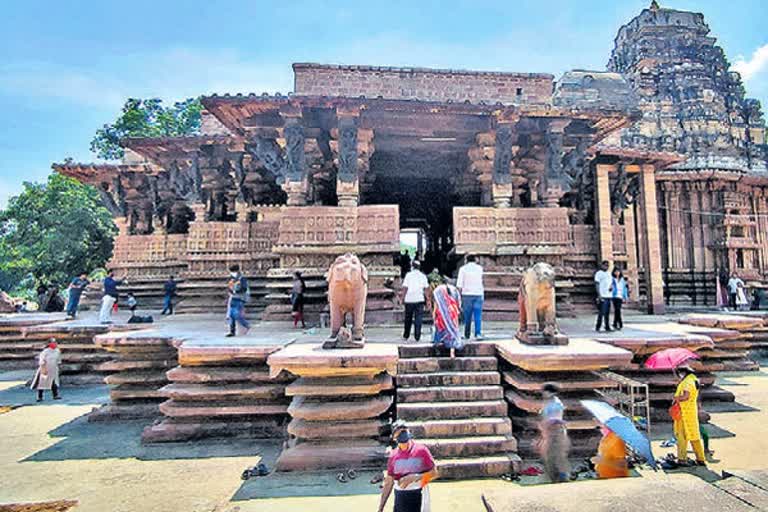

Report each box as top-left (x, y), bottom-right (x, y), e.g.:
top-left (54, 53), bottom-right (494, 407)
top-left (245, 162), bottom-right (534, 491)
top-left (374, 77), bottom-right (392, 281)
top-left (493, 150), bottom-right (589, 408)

top-left (396, 342), bottom-right (520, 479)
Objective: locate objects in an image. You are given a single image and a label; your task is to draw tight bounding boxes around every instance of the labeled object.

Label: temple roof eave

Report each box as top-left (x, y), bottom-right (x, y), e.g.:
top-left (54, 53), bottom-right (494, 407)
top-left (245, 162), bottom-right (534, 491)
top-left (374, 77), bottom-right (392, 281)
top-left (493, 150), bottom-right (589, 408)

top-left (121, 135), bottom-right (245, 166)
top-left (52, 162), bottom-right (160, 185)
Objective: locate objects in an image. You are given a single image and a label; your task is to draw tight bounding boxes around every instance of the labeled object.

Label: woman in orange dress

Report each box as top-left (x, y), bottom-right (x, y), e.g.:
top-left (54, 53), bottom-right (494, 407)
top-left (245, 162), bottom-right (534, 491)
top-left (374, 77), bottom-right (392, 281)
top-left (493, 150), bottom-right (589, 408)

top-left (592, 426), bottom-right (629, 479)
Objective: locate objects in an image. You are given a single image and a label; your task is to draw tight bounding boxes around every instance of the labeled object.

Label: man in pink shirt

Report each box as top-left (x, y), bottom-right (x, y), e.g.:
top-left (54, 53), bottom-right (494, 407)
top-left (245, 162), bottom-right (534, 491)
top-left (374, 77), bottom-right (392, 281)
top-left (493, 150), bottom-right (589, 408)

top-left (378, 423), bottom-right (438, 512)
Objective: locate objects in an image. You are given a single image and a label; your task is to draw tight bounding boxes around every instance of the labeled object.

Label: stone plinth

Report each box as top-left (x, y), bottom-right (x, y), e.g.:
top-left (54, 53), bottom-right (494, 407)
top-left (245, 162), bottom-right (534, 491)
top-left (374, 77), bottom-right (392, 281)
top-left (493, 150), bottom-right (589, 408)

top-left (268, 343), bottom-right (398, 472)
top-left (91, 332), bottom-right (178, 421)
top-left (496, 337), bottom-right (632, 457)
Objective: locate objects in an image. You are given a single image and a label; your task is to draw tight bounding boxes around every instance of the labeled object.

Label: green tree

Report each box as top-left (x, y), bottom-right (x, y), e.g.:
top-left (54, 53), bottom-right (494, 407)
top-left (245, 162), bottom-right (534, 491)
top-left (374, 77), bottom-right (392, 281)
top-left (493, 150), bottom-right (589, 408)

top-left (90, 97), bottom-right (203, 160)
top-left (0, 174), bottom-right (117, 293)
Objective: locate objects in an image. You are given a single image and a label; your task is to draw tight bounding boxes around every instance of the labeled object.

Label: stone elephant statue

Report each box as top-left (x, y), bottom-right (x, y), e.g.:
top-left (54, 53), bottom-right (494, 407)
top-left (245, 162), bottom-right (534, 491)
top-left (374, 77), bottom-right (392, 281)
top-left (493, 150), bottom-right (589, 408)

top-left (517, 262), bottom-right (567, 345)
top-left (326, 253), bottom-right (368, 344)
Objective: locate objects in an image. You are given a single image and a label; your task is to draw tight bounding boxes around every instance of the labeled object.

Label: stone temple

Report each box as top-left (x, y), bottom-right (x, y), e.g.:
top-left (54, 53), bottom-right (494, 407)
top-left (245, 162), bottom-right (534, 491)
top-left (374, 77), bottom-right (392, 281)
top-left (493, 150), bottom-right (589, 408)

top-left (13, 2), bottom-right (764, 480)
top-left (55, 0), bottom-right (768, 320)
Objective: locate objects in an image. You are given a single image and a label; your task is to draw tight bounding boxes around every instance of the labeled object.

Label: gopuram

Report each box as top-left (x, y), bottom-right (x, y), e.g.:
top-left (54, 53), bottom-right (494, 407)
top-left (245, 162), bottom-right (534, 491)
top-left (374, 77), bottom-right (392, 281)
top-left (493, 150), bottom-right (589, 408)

top-left (55, 1), bottom-right (768, 318)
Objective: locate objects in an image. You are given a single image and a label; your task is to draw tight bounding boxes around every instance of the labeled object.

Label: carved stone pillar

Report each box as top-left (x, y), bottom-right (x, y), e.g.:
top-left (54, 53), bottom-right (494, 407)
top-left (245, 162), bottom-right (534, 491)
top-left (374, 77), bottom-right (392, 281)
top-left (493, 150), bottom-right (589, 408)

top-left (335, 108), bottom-right (362, 207)
top-left (541, 119), bottom-right (570, 207)
top-left (491, 121), bottom-right (514, 208)
top-left (639, 164), bottom-right (665, 314)
top-left (595, 163), bottom-right (615, 266)
top-left (283, 113), bottom-right (308, 206)
top-left (624, 203), bottom-right (640, 302)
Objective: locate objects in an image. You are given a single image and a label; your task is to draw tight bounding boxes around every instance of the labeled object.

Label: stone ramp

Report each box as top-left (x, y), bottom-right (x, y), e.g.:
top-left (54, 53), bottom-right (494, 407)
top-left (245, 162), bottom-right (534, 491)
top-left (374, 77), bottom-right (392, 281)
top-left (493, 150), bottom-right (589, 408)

top-left (716, 470), bottom-right (768, 510)
top-left (396, 342), bottom-right (521, 479)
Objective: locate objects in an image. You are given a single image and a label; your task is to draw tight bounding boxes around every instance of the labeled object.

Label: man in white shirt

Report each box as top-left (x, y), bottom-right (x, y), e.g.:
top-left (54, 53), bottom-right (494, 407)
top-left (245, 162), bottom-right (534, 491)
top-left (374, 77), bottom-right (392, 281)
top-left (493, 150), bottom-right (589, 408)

top-left (400, 261), bottom-right (430, 342)
top-left (727, 272), bottom-right (745, 311)
top-left (594, 260), bottom-right (613, 332)
top-left (457, 255), bottom-right (484, 340)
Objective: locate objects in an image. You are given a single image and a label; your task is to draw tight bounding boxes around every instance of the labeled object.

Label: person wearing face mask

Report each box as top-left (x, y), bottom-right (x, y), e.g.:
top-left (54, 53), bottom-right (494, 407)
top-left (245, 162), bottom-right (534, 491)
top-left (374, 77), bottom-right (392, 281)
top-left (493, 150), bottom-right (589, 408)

top-left (226, 264), bottom-right (250, 337)
top-left (31, 338), bottom-right (62, 402)
top-left (378, 423), bottom-right (438, 512)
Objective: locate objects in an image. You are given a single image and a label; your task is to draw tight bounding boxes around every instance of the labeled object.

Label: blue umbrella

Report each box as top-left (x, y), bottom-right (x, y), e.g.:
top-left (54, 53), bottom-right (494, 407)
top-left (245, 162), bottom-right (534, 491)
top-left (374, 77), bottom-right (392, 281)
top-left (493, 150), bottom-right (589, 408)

top-left (581, 400), bottom-right (658, 470)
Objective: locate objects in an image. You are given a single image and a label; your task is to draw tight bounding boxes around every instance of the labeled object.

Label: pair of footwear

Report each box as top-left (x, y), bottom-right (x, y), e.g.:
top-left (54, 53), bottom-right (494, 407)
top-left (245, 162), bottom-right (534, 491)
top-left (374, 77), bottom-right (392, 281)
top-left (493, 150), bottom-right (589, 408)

top-left (337, 469), bottom-right (357, 483)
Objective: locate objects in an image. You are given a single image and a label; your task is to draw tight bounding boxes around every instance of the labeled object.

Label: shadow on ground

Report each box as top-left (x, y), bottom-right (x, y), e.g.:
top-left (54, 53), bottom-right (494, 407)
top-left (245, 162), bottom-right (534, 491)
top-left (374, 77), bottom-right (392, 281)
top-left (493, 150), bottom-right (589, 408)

top-left (0, 383), bottom-right (110, 407)
top-left (232, 470), bottom-right (382, 500)
top-left (22, 415), bottom-right (282, 463)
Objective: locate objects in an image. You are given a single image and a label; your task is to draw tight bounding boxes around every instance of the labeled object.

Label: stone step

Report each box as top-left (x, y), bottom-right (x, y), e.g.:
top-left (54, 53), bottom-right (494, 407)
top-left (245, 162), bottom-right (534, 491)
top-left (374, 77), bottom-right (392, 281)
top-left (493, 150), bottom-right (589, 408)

top-left (502, 368), bottom-right (616, 392)
top-left (398, 357), bottom-right (498, 374)
top-left (165, 365), bottom-right (288, 384)
top-left (161, 383), bottom-right (286, 401)
top-left (288, 394), bottom-right (393, 422)
top-left (276, 439), bottom-right (387, 472)
top-left (88, 402), bottom-right (161, 421)
top-left (142, 417), bottom-right (287, 443)
top-left (397, 385), bottom-right (503, 403)
top-left (105, 370), bottom-right (168, 386)
top-left (398, 342), bottom-right (497, 358)
top-left (286, 374), bottom-right (393, 397)
top-left (406, 417), bottom-right (513, 438)
top-left (287, 418), bottom-right (388, 440)
top-left (421, 435), bottom-right (517, 458)
top-left (159, 399), bottom-right (290, 418)
top-left (397, 371), bottom-right (500, 387)
top-left (397, 400), bottom-right (507, 421)
top-left (435, 454), bottom-right (522, 480)
top-left (110, 385), bottom-right (168, 401)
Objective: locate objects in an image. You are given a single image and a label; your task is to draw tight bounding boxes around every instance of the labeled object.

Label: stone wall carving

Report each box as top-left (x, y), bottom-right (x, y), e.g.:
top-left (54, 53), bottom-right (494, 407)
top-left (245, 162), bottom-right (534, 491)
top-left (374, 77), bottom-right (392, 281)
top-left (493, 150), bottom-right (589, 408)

top-left (453, 207), bottom-right (572, 255)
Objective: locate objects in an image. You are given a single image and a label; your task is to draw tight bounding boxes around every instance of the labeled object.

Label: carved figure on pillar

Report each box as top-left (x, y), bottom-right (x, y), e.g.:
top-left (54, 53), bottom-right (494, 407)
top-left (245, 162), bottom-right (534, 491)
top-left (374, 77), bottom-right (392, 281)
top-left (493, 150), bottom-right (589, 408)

top-left (324, 253), bottom-right (368, 348)
top-left (610, 164), bottom-right (640, 214)
top-left (492, 124), bottom-right (514, 207)
top-left (516, 262), bottom-right (568, 345)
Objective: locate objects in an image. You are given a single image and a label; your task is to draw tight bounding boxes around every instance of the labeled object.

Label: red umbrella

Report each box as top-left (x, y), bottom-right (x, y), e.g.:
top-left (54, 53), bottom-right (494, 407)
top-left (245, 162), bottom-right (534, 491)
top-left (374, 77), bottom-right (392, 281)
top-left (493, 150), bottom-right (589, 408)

top-left (644, 348), bottom-right (699, 370)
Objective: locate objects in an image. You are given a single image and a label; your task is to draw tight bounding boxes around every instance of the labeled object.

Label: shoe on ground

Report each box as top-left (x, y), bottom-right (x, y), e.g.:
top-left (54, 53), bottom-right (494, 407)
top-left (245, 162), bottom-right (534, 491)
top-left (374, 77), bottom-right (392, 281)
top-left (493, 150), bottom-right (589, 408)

top-left (36, 397), bottom-right (42, 402)
top-left (476, 335), bottom-right (484, 341)
top-left (225, 333), bottom-right (235, 337)
top-left (53, 395), bottom-right (61, 400)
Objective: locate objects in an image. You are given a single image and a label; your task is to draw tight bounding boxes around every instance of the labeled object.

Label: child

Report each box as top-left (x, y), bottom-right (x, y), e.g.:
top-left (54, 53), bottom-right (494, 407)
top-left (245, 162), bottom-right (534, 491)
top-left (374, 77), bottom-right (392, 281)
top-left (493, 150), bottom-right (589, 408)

top-left (126, 293), bottom-right (137, 317)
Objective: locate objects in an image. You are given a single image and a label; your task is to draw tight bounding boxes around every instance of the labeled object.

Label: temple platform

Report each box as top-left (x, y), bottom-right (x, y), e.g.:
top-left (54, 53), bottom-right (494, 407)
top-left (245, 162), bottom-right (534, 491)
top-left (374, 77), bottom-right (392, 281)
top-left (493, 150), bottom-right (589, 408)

top-left (1, 309), bottom-right (763, 479)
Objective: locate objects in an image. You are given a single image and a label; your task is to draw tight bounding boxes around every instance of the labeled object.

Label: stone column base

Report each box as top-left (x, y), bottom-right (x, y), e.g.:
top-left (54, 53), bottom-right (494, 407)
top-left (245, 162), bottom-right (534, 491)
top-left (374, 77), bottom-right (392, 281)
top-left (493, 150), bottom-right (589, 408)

top-left (337, 179), bottom-right (360, 207)
top-left (282, 180), bottom-right (308, 206)
top-left (492, 182), bottom-right (513, 208)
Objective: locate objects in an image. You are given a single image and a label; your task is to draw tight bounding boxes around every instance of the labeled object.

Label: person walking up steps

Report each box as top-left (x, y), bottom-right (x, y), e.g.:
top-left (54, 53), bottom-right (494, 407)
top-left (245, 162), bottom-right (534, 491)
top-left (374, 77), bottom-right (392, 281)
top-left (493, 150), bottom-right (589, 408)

top-left (161, 275), bottom-right (177, 315)
top-left (457, 255), bottom-right (484, 340)
top-left (594, 261), bottom-right (612, 332)
top-left (400, 261), bottom-right (430, 342)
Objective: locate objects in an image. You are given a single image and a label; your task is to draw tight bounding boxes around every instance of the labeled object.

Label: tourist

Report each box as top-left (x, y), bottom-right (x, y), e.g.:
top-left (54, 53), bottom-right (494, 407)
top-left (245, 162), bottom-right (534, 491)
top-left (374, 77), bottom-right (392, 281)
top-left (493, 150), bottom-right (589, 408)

top-left (99, 270), bottom-right (124, 324)
top-left (36, 283), bottom-right (49, 312)
top-left (30, 339), bottom-right (61, 402)
top-left (671, 365), bottom-right (706, 466)
top-left (226, 264), bottom-right (250, 337)
top-left (161, 275), bottom-right (177, 315)
top-left (377, 422), bottom-right (438, 512)
top-left (126, 292), bottom-right (137, 317)
top-left (399, 250), bottom-right (411, 279)
top-left (610, 268), bottom-right (628, 330)
top-left (727, 272), bottom-right (745, 311)
top-left (291, 271), bottom-right (307, 329)
top-left (65, 272), bottom-right (90, 319)
top-left (591, 425), bottom-right (629, 479)
top-left (457, 255), bottom-right (484, 340)
top-left (538, 383), bottom-right (570, 482)
top-left (44, 287), bottom-right (64, 313)
top-left (401, 261), bottom-right (430, 342)
top-left (432, 282), bottom-right (462, 358)
top-left (594, 260), bottom-right (613, 332)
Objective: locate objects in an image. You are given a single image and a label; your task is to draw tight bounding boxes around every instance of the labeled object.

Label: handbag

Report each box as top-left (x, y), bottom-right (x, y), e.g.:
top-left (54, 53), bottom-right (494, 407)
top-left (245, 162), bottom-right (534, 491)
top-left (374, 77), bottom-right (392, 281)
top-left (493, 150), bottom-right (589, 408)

top-left (668, 402), bottom-right (682, 421)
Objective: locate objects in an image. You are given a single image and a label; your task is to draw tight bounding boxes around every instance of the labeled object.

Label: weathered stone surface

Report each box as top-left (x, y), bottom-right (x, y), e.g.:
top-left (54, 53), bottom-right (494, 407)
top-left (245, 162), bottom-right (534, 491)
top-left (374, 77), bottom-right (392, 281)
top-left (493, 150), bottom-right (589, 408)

top-left (397, 385), bottom-right (502, 403)
top-left (178, 345), bottom-right (278, 367)
top-left (159, 399), bottom-right (289, 418)
top-left (436, 454), bottom-right (522, 480)
top-left (287, 418), bottom-right (387, 439)
top-left (165, 365), bottom-right (290, 384)
top-left (142, 417), bottom-right (286, 443)
top-left (421, 435), bottom-right (517, 458)
top-left (406, 417), bottom-right (513, 439)
top-left (397, 356), bottom-right (497, 374)
top-left (496, 337), bottom-right (632, 372)
top-left (275, 439), bottom-right (387, 472)
top-left (161, 383), bottom-right (286, 401)
top-left (267, 343), bottom-right (399, 378)
top-left (285, 374), bottom-right (393, 397)
top-left (397, 400), bottom-right (507, 421)
top-left (396, 371), bottom-right (500, 387)
top-left (287, 394), bottom-right (392, 421)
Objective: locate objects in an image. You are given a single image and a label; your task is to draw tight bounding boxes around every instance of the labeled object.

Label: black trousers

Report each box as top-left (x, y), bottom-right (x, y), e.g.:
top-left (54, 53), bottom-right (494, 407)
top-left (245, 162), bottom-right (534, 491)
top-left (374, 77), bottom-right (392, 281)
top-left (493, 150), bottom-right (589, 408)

top-left (596, 299), bottom-right (611, 330)
top-left (729, 293), bottom-right (738, 310)
top-left (37, 382), bottom-right (59, 400)
top-left (394, 488), bottom-right (422, 512)
top-left (612, 298), bottom-right (623, 329)
top-left (403, 302), bottom-right (424, 341)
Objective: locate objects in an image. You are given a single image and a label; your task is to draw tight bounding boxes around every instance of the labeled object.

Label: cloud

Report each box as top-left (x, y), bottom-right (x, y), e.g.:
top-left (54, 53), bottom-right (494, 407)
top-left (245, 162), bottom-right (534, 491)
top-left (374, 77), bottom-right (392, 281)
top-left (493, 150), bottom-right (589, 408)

top-left (0, 48), bottom-right (294, 111)
top-left (733, 43), bottom-right (768, 81)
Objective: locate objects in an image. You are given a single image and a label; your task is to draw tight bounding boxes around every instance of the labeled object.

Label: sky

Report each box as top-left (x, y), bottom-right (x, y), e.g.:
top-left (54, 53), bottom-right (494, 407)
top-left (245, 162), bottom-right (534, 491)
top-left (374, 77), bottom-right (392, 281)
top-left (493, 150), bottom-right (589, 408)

top-left (1, 0), bottom-right (767, 208)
